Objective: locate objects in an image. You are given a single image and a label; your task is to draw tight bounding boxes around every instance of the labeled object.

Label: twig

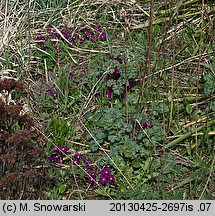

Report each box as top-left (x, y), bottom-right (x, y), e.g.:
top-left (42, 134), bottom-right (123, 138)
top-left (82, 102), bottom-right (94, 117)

top-left (165, 119), bottom-right (215, 148)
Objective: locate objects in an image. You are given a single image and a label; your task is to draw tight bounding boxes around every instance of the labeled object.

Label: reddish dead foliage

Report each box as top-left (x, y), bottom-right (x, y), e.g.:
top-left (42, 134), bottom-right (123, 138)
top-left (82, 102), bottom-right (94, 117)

top-left (0, 79), bottom-right (26, 91)
top-left (0, 78), bottom-right (44, 199)
top-left (7, 129), bottom-right (32, 145)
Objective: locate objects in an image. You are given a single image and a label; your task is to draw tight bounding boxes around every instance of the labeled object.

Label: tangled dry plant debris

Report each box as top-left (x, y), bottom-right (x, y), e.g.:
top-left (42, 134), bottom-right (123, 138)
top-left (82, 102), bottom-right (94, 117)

top-left (0, 78), bottom-right (44, 199)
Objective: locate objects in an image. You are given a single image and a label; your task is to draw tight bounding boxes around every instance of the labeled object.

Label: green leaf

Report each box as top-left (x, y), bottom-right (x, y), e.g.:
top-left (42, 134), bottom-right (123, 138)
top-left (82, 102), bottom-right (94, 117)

top-left (89, 141), bottom-right (99, 152)
top-left (187, 146), bottom-right (191, 156)
top-left (210, 101), bottom-right (215, 112)
top-left (186, 105), bottom-right (192, 114)
top-left (96, 132), bottom-right (106, 140)
top-left (173, 176), bottom-right (195, 190)
top-left (142, 159), bottom-right (150, 172)
top-left (58, 184), bottom-right (67, 194)
top-left (94, 189), bottom-right (114, 197)
top-left (132, 158), bottom-right (142, 168)
top-left (108, 135), bottom-right (118, 143)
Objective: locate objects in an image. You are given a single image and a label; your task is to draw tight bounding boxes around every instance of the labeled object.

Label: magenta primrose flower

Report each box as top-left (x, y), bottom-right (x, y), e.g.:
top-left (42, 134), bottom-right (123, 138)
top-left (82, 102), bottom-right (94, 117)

top-left (69, 39), bottom-right (75, 45)
top-left (47, 27), bottom-right (54, 34)
top-left (50, 155), bottom-right (64, 164)
top-left (87, 177), bottom-right (94, 184)
top-left (128, 78), bottom-right (136, 89)
top-left (142, 122), bottom-right (153, 129)
top-left (51, 145), bottom-right (68, 153)
top-left (55, 45), bottom-right (61, 51)
top-left (106, 87), bottom-right (113, 99)
top-left (80, 37), bottom-right (86, 42)
top-left (107, 174), bottom-right (115, 183)
top-left (71, 33), bottom-right (79, 39)
top-left (87, 171), bottom-right (97, 184)
top-left (84, 164), bottom-right (98, 171)
top-left (61, 29), bottom-right (67, 37)
top-left (99, 167), bottom-right (115, 186)
top-left (82, 28), bottom-right (89, 34)
top-left (59, 146), bottom-right (68, 153)
top-left (47, 89), bottom-right (57, 97)
top-left (83, 157), bottom-right (91, 164)
top-left (100, 33), bottom-right (106, 41)
top-left (100, 167), bottom-right (111, 176)
top-left (90, 172), bottom-right (97, 179)
top-left (73, 158), bottom-right (79, 164)
top-left (79, 57), bottom-right (84, 63)
top-left (50, 41), bottom-right (56, 46)
top-left (113, 67), bottom-right (120, 80)
top-left (52, 34), bottom-right (59, 39)
top-left (95, 25), bottom-right (102, 31)
top-left (99, 176), bottom-right (108, 185)
top-left (74, 153), bottom-right (83, 159)
top-left (36, 33), bottom-right (43, 40)
top-left (109, 55), bottom-right (123, 64)
top-left (85, 32), bottom-right (92, 39)
top-left (38, 42), bottom-right (46, 50)
top-left (94, 34), bottom-right (99, 39)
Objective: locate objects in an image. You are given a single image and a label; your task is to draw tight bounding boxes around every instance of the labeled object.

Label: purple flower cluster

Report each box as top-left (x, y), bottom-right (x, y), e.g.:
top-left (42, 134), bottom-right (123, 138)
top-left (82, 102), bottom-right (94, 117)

top-left (71, 153), bottom-right (116, 186)
top-left (85, 164), bottom-right (99, 184)
top-left (109, 55), bottom-right (123, 64)
top-left (71, 153), bottom-right (98, 184)
top-left (85, 166), bottom-right (116, 186)
top-left (37, 24), bottom-right (142, 102)
top-left (106, 67), bottom-right (121, 82)
top-left (49, 148), bottom-right (116, 186)
top-left (142, 122), bottom-right (153, 129)
top-left (73, 153), bottom-right (85, 164)
top-left (50, 155), bottom-right (64, 164)
top-left (36, 24), bottom-right (106, 51)
top-left (71, 153), bottom-right (97, 184)
top-left (49, 145), bottom-right (68, 164)
top-left (36, 23), bottom-right (146, 105)
top-left (99, 167), bottom-right (115, 186)
top-left (102, 57), bottom-right (140, 100)
top-left (51, 145), bottom-right (68, 153)
top-left (47, 89), bottom-right (57, 97)
top-left (106, 86), bottom-right (113, 99)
